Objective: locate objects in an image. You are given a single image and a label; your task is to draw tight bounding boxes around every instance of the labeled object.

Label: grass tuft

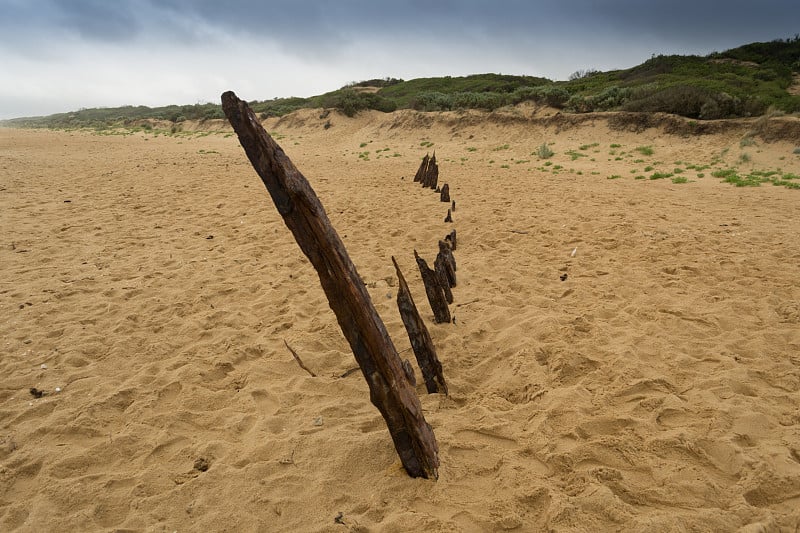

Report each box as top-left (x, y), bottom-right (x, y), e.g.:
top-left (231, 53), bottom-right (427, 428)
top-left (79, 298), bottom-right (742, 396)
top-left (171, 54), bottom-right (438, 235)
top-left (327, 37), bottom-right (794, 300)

top-left (650, 172), bottom-right (673, 180)
top-left (536, 143), bottom-right (554, 159)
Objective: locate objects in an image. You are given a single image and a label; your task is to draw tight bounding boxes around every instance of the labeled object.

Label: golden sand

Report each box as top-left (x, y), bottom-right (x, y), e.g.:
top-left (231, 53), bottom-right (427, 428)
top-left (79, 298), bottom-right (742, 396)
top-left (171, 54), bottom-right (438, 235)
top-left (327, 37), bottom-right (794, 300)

top-left (2, 107), bottom-right (799, 531)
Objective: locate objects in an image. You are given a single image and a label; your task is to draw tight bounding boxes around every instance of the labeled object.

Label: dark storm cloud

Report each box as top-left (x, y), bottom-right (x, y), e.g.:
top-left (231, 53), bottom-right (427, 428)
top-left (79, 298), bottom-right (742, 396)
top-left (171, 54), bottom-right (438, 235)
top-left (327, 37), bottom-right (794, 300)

top-left (3, 0), bottom-right (798, 53)
top-left (569, 0), bottom-right (800, 47)
top-left (54, 0), bottom-right (141, 41)
top-left (0, 0), bottom-right (140, 46)
top-left (151, 0), bottom-right (800, 43)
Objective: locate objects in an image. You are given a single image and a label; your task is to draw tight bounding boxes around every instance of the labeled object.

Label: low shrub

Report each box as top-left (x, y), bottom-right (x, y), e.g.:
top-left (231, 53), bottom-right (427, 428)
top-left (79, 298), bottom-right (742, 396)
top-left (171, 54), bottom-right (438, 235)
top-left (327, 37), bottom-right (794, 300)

top-left (536, 143), bottom-right (554, 159)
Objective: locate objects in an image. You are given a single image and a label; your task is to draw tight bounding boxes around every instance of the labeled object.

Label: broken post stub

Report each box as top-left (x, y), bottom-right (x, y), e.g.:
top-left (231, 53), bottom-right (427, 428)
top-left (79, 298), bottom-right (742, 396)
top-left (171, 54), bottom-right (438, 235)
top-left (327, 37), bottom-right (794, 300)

top-left (392, 257), bottom-right (448, 395)
top-left (221, 91), bottom-right (438, 479)
top-left (414, 250), bottom-right (451, 324)
top-left (436, 240), bottom-right (457, 288)
top-left (434, 256), bottom-right (454, 305)
top-left (445, 229), bottom-right (457, 251)
top-left (424, 152), bottom-right (439, 190)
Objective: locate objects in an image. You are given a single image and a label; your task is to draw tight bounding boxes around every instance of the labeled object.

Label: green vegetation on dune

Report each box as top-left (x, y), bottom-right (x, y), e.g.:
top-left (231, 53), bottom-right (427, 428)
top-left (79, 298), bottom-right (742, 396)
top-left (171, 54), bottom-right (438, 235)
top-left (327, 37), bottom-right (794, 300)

top-left (2, 102), bottom-right (227, 130)
top-left (375, 73), bottom-right (551, 109)
top-left (3, 37), bottom-right (799, 129)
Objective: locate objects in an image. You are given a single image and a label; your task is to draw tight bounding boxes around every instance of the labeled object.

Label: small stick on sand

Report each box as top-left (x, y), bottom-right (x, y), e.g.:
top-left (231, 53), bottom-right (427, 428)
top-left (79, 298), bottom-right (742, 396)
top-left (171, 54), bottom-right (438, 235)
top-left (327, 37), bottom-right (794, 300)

top-left (284, 339), bottom-right (316, 377)
top-left (339, 367), bottom-right (360, 378)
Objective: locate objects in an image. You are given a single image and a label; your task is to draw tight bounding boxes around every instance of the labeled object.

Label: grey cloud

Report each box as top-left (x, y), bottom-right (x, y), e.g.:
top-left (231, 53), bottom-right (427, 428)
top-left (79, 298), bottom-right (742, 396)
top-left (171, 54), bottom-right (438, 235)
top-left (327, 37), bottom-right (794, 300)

top-left (6, 0), bottom-right (798, 55)
top-left (53, 0), bottom-right (141, 41)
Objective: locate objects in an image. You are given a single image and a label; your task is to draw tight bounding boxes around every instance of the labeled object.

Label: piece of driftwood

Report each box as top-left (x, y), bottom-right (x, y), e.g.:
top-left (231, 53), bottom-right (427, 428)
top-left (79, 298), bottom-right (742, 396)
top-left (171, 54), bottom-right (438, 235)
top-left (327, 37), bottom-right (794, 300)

top-left (434, 256), bottom-right (454, 304)
top-left (393, 257), bottom-right (448, 394)
top-left (445, 229), bottom-right (457, 251)
top-left (440, 183), bottom-right (450, 203)
top-left (284, 339), bottom-right (316, 377)
top-left (451, 200), bottom-right (456, 212)
top-left (414, 250), bottom-right (451, 324)
top-left (437, 240), bottom-right (457, 287)
top-left (222, 91), bottom-right (438, 479)
top-left (444, 209), bottom-right (452, 223)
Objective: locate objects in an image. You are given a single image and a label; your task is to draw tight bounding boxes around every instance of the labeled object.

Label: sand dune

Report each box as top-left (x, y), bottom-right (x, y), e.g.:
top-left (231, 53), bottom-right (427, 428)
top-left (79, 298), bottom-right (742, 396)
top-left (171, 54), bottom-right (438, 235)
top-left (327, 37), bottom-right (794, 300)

top-left (1, 107), bottom-right (800, 531)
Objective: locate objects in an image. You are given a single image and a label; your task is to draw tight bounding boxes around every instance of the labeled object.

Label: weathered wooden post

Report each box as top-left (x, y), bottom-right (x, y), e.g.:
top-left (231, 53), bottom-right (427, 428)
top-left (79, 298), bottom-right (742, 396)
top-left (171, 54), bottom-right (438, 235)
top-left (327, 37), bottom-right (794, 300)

top-left (436, 240), bottom-right (457, 288)
top-left (440, 183), bottom-right (450, 203)
top-left (445, 229), bottom-right (457, 251)
top-left (414, 250), bottom-right (451, 324)
top-left (392, 257), bottom-right (448, 395)
top-left (424, 152), bottom-right (439, 190)
top-left (434, 256), bottom-right (454, 304)
top-left (414, 154), bottom-right (430, 184)
top-left (221, 91), bottom-right (438, 479)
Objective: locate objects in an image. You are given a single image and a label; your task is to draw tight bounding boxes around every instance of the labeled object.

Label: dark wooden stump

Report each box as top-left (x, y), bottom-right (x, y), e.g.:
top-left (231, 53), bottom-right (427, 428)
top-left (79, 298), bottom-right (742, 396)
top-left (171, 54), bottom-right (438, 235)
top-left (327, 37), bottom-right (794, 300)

top-left (445, 229), bottom-right (457, 251)
top-left (414, 154), bottom-right (430, 184)
top-left (444, 209), bottom-right (452, 223)
top-left (222, 91), bottom-right (438, 479)
top-left (440, 183), bottom-right (450, 203)
top-left (436, 240), bottom-right (457, 288)
top-left (434, 255), bottom-right (454, 304)
top-left (393, 257), bottom-right (448, 395)
top-left (422, 152), bottom-right (439, 190)
top-left (414, 250), bottom-right (451, 324)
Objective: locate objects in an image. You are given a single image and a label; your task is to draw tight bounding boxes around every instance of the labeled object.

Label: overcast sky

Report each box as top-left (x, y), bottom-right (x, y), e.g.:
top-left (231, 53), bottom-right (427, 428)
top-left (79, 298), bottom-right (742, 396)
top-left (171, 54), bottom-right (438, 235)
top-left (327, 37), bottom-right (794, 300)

top-left (1, 0), bottom-right (798, 119)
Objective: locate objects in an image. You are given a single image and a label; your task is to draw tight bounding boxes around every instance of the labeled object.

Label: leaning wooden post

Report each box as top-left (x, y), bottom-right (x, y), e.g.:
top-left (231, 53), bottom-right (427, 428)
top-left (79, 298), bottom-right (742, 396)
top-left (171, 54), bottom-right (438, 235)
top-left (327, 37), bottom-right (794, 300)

top-left (221, 91), bottom-right (438, 479)
top-left (392, 257), bottom-right (448, 395)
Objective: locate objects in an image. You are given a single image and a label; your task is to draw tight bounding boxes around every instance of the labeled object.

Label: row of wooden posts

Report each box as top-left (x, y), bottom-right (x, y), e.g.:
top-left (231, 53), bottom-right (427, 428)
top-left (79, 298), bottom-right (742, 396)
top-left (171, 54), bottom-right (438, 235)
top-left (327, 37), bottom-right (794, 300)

top-left (221, 91), bottom-right (448, 480)
top-left (411, 152), bottom-right (458, 325)
top-left (392, 151), bottom-right (460, 397)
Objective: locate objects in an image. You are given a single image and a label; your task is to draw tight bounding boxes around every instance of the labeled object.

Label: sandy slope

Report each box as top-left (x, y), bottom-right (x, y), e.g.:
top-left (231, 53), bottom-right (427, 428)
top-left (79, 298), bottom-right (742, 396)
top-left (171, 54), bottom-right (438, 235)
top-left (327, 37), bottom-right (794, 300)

top-left (1, 107), bottom-right (799, 532)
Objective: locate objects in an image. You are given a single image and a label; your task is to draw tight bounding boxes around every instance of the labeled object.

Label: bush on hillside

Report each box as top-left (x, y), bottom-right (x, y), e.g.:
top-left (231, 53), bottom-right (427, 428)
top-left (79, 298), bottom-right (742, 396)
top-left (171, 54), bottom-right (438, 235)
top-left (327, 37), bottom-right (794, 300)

top-left (565, 86), bottom-right (633, 113)
top-left (451, 92), bottom-right (508, 111)
top-left (510, 86), bottom-right (570, 108)
top-left (621, 85), bottom-right (767, 119)
top-left (410, 91), bottom-right (454, 111)
top-left (323, 89), bottom-right (397, 117)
